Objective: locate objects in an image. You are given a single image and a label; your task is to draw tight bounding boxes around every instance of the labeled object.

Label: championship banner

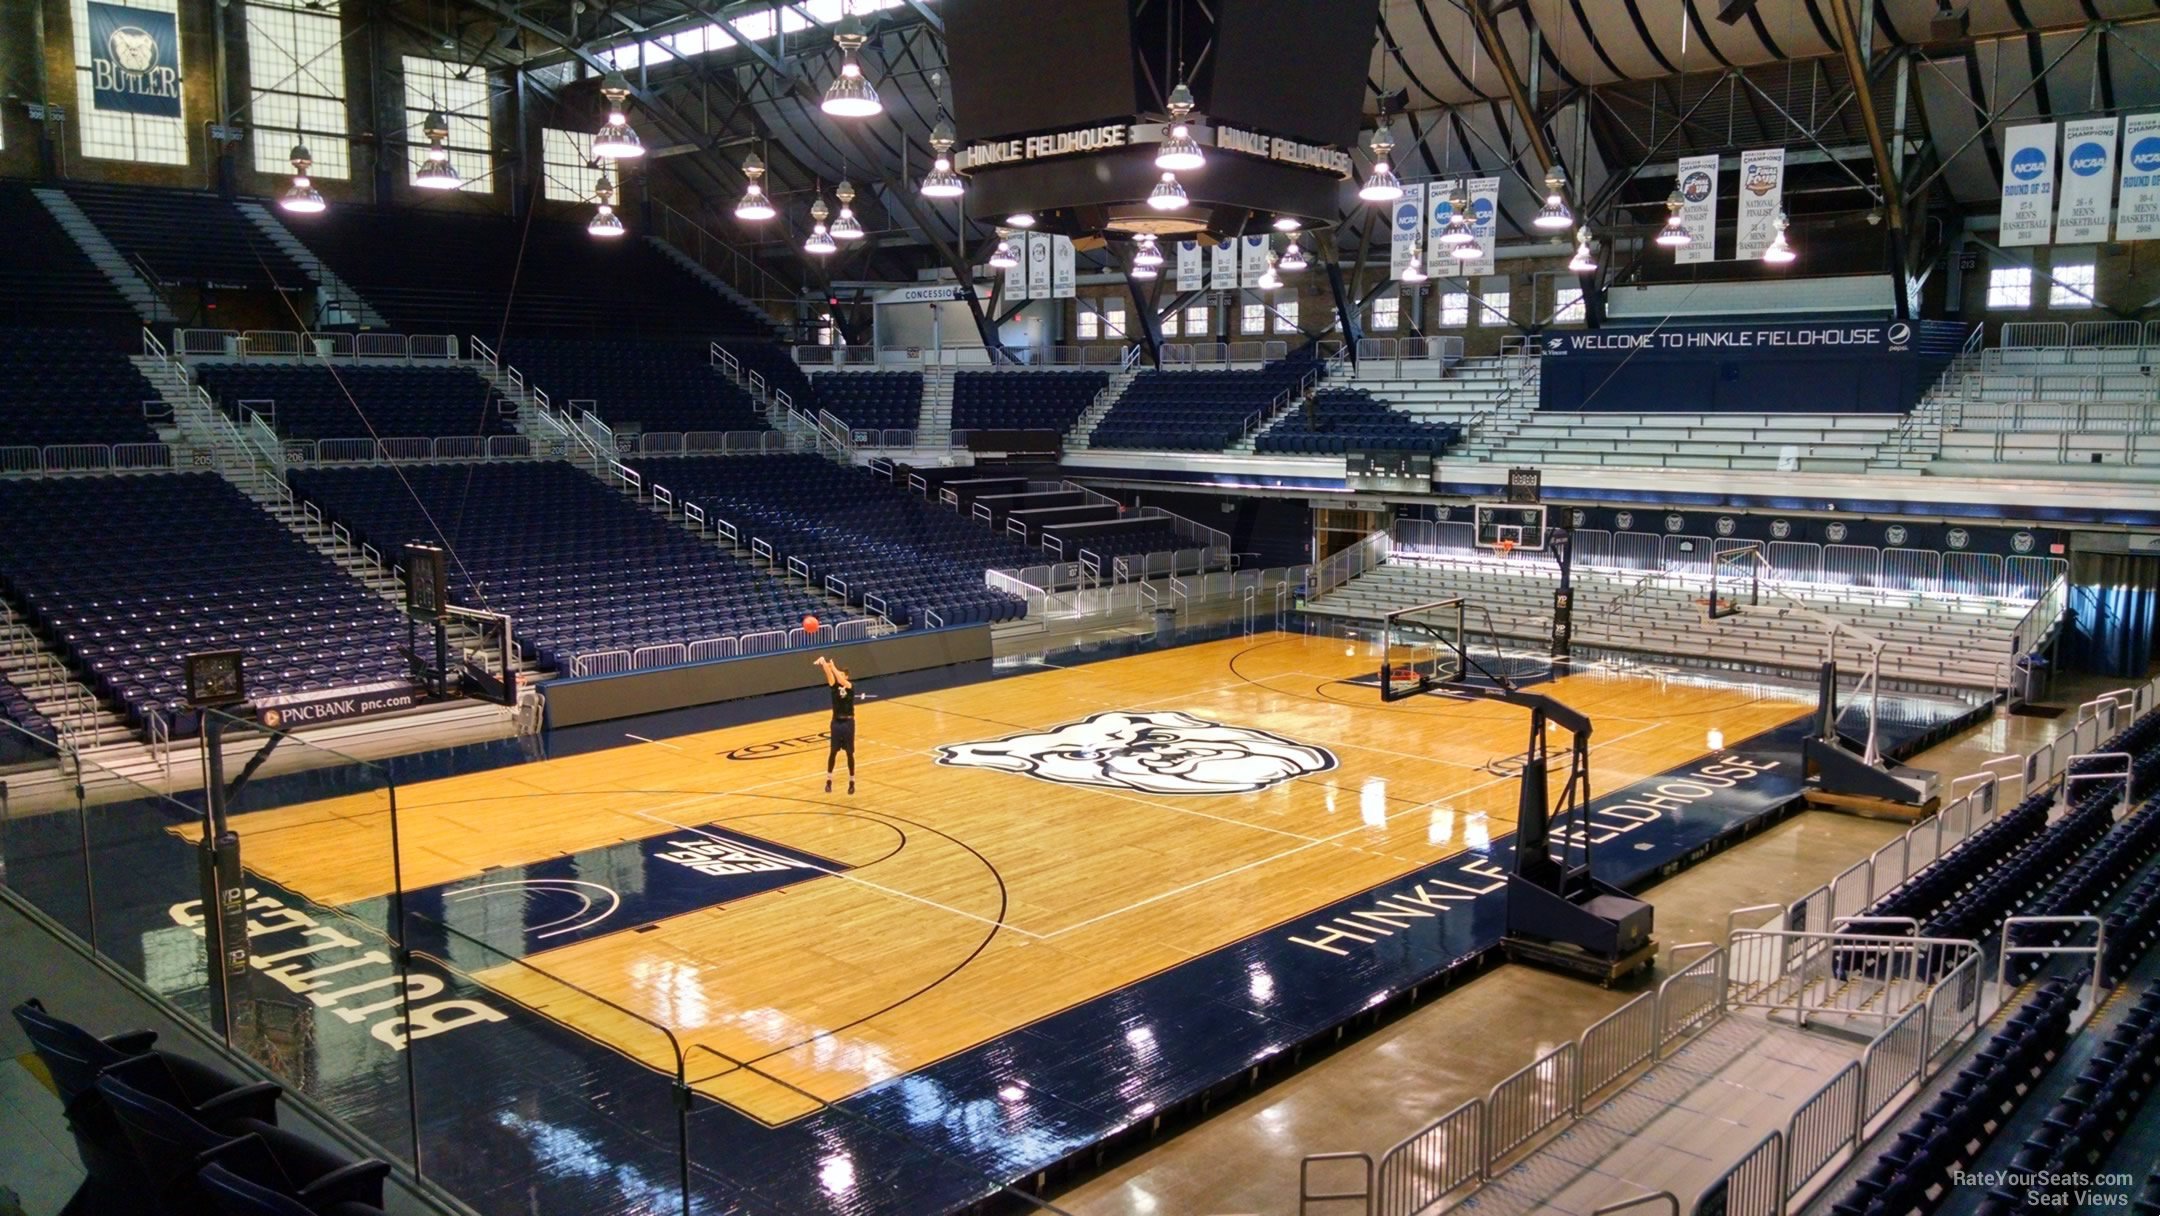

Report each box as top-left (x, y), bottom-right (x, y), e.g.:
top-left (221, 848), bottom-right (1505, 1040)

top-left (1176, 240), bottom-right (1204, 291)
top-left (1464, 176), bottom-right (1500, 276)
top-left (2118, 114), bottom-right (2160, 241)
top-left (1676, 155), bottom-right (1719, 265)
top-left (1051, 235), bottom-right (1076, 298)
top-left (1424, 179), bottom-right (1459, 269)
top-left (87, 1), bottom-right (183, 117)
top-left (1025, 233), bottom-right (1053, 298)
top-left (1998, 122), bottom-right (2058, 247)
top-left (1389, 182), bottom-right (1425, 278)
top-left (1240, 233), bottom-right (1269, 286)
top-left (1210, 239), bottom-right (1237, 289)
top-left (1001, 240), bottom-right (1024, 300)
top-left (2055, 117), bottom-right (2118, 244)
top-left (1734, 148), bottom-right (1785, 260)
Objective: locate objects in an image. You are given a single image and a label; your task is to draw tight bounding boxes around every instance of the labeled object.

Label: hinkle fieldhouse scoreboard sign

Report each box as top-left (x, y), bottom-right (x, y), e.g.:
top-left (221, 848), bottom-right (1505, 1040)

top-left (87, 2), bottom-right (182, 117)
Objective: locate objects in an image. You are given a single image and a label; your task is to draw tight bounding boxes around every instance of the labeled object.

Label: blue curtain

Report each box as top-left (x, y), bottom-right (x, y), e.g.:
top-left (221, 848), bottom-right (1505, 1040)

top-left (2068, 553), bottom-right (2160, 678)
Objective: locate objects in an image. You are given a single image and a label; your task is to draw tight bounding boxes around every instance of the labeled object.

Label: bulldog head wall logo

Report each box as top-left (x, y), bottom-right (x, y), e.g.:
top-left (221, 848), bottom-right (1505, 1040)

top-left (937, 711), bottom-right (1337, 796)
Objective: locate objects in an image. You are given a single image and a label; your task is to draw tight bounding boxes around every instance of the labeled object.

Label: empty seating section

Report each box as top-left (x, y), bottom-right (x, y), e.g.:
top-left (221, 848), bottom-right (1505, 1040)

top-left (735, 342), bottom-right (817, 408)
top-left (1494, 410), bottom-right (1904, 473)
top-left (952, 370), bottom-right (1108, 433)
top-left (0, 184), bottom-right (137, 327)
top-left (813, 372), bottom-right (922, 431)
top-left (1255, 388), bottom-right (1460, 454)
top-left (1918, 348), bottom-right (2160, 478)
top-left (0, 474), bottom-right (407, 732)
top-left (0, 329), bottom-right (161, 449)
top-left (506, 338), bottom-right (766, 434)
top-left (283, 208), bottom-right (769, 337)
top-left (1090, 363), bottom-right (1314, 451)
top-left (1829, 975), bottom-right (2085, 1216)
top-left (288, 463), bottom-right (834, 670)
top-left (0, 673), bottom-right (56, 747)
top-left (195, 364), bottom-right (505, 440)
top-left (1980, 987), bottom-right (2160, 1214)
top-left (66, 183), bottom-right (306, 290)
top-left (1046, 522), bottom-right (1188, 566)
top-left (635, 455), bottom-right (1028, 629)
top-left (1312, 551), bottom-right (2032, 692)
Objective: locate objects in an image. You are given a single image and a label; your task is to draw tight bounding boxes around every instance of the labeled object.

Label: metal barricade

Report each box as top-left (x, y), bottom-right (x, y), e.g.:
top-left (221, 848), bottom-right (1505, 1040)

top-left (1373, 1100), bottom-right (1481, 1216)
top-left (1485, 1043), bottom-right (1576, 1165)
top-left (1299, 1152), bottom-right (1373, 1216)
top-left (1858, 1003), bottom-right (1927, 1123)
top-left (1700, 1130), bottom-right (1784, 1216)
top-left (1577, 992), bottom-right (1658, 1106)
top-left (1783, 1062), bottom-right (1860, 1195)
top-left (354, 332), bottom-right (408, 360)
top-left (1657, 947), bottom-right (1726, 1050)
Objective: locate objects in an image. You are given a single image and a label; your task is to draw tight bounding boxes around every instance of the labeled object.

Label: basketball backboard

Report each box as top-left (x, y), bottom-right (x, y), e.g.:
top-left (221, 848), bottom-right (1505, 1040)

top-left (1474, 503), bottom-right (1548, 552)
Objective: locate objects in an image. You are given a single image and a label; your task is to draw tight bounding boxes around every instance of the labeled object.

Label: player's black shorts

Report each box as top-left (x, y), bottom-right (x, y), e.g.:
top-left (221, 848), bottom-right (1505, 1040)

top-left (829, 719), bottom-right (856, 753)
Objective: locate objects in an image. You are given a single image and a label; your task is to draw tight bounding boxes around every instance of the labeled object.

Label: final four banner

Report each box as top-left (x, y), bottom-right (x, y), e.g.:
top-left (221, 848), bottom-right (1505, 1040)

top-left (2119, 114), bottom-right (2160, 241)
top-left (2055, 117), bottom-right (2117, 244)
top-left (1240, 233), bottom-right (1269, 286)
top-left (1676, 155), bottom-right (1719, 265)
top-left (1176, 240), bottom-right (1204, 292)
top-left (1998, 122), bottom-right (2058, 247)
top-left (1389, 182), bottom-right (1425, 277)
top-left (1051, 235), bottom-right (1076, 299)
top-left (1465, 176), bottom-right (1500, 276)
top-left (87, 2), bottom-right (183, 118)
top-left (1210, 239), bottom-right (1237, 290)
top-left (1734, 148), bottom-right (1785, 260)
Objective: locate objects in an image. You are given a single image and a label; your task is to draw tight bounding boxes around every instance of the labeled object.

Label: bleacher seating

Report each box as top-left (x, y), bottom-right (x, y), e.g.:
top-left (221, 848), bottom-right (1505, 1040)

top-left (288, 462), bottom-right (837, 670)
top-left (1492, 409), bottom-right (1904, 473)
top-left (65, 183), bottom-right (307, 291)
top-left (0, 474), bottom-right (409, 734)
top-left (952, 370), bottom-right (1107, 434)
top-left (735, 342), bottom-right (817, 410)
top-left (282, 207), bottom-right (772, 338)
top-left (812, 371), bottom-right (922, 432)
top-left (1044, 521), bottom-right (1189, 565)
top-left (0, 672), bottom-right (56, 749)
top-left (1910, 349), bottom-right (2160, 481)
top-left (1982, 986), bottom-right (2160, 1214)
top-left (1090, 361), bottom-right (1316, 451)
top-left (0, 328), bottom-right (162, 448)
top-left (195, 364), bottom-right (506, 441)
top-left (0, 183), bottom-right (139, 328)
top-left (1254, 388), bottom-right (1460, 455)
top-left (633, 455), bottom-right (1027, 629)
top-left (2107, 869), bottom-right (2160, 987)
top-left (505, 338), bottom-right (767, 434)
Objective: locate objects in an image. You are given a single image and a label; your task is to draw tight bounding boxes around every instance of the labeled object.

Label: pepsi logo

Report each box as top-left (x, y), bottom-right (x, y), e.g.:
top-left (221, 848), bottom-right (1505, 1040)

top-left (2010, 146), bottom-right (2048, 182)
top-left (1888, 322), bottom-right (1912, 348)
top-left (2069, 142), bottom-right (2108, 176)
top-left (2131, 138), bottom-right (2160, 173)
top-left (1681, 170), bottom-right (1713, 202)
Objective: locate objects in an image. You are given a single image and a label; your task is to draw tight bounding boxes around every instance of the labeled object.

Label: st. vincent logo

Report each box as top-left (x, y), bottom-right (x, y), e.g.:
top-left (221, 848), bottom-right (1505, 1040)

top-left (727, 732), bottom-right (830, 760)
top-left (936, 710), bottom-right (1337, 796)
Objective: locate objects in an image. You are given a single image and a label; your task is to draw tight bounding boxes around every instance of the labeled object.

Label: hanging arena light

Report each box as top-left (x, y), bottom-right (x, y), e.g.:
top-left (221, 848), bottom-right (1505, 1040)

top-left (1763, 212), bottom-right (1796, 265)
top-left (1440, 187), bottom-right (1475, 246)
top-left (804, 193), bottom-right (836, 255)
top-left (413, 109), bottom-right (461, 190)
top-left (1147, 171), bottom-right (1189, 211)
top-left (1279, 234), bottom-right (1308, 273)
top-left (1656, 189), bottom-right (1692, 248)
top-left (587, 172), bottom-right (625, 238)
top-left (1258, 252), bottom-right (1282, 291)
top-left (831, 181), bottom-right (865, 241)
top-left (279, 144), bottom-right (325, 214)
top-left (1568, 226), bottom-right (1598, 273)
top-left (1004, 212), bottom-right (1036, 228)
top-left (1400, 244), bottom-right (1428, 284)
top-left (988, 230), bottom-right (1020, 270)
top-left (1131, 259), bottom-right (1158, 280)
top-left (734, 154), bottom-right (776, 222)
top-left (1273, 215), bottom-right (1301, 232)
top-left (1533, 168), bottom-right (1573, 230)
top-left (1360, 129), bottom-right (1403, 203)
top-left (922, 118), bottom-right (965, 199)
top-left (1133, 235), bottom-right (1165, 268)
top-left (592, 75), bottom-right (644, 160)
top-left (822, 8), bottom-right (883, 118)
top-left (1156, 81), bottom-right (1205, 173)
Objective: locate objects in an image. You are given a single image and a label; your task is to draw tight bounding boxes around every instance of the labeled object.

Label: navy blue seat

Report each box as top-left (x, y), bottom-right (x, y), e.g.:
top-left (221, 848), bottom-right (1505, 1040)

top-left (195, 365), bottom-right (504, 442)
top-left (96, 1073), bottom-right (388, 1216)
top-left (0, 327), bottom-right (162, 448)
top-left (814, 372), bottom-right (921, 432)
top-left (952, 370), bottom-right (1107, 434)
top-left (66, 183), bottom-right (307, 292)
top-left (1091, 359), bottom-right (1319, 452)
top-left (502, 338), bottom-right (771, 434)
top-left (1254, 388), bottom-right (1461, 456)
top-left (0, 183), bottom-right (141, 328)
top-left (198, 1161), bottom-right (386, 1216)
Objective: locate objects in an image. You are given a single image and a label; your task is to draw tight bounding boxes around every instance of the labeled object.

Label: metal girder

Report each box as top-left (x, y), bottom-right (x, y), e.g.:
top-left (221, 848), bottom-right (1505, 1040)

top-left (1826, 0), bottom-right (1902, 233)
top-left (1464, 0), bottom-right (1556, 175)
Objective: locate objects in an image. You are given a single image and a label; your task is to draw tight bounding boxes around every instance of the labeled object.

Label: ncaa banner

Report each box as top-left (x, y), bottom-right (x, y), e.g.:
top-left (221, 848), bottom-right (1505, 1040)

top-left (1176, 240), bottom-right (1204, 292)
top-left (88, 2), bottom-right (183, 117)
top-left (1998, 122), bottom-right (2057, 247)
top-left (1676, 155), bottom-right (1719, 265)
top-left (1424, 179), bottom-right (1460, 269)
top-left (1000, 240), bottom-right (1024, 300)
top-left (2055, 117), bottom-right (2117, 244)
top-left (1209, 239), bottom-right (1237, 289)
top-left (1025, 233), bottom-right (1052, 298)
top-left (1240, 233), bottom-right (1269, 286)
top-left (1464, 176), bottom-right (1500, 276)
top-left (1051, 235), bottom-right (1076, 299)
top-left (2118, 114), bottom-right (2160, 241)
top-left (1389, 182), bottom-right (1425, 277)
top-left (1734, 148), bottom-right (1785, 260)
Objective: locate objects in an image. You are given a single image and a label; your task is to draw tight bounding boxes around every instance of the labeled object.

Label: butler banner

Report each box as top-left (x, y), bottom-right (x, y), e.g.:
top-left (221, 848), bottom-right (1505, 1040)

top-left (88, 2), bottom-right (183, 118)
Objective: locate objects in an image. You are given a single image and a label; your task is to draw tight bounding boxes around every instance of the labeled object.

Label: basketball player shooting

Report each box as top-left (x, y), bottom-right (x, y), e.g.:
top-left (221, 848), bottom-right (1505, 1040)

top-left (814, 654), bottom-right (856, 794)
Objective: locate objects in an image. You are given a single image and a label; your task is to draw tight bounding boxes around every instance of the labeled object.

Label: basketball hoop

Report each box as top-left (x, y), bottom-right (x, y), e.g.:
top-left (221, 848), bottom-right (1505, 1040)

top-left (1496, 538), bottom-right (1517, 558)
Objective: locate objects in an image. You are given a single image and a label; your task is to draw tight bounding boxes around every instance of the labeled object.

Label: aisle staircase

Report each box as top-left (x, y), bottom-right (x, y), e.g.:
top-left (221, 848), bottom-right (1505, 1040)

top-left (233, 202), bottom-right (386, 329)
top-left (32, 189), bottom-right (178, 326)
top-left (0, 603), bottom-right (134, 750)
top-left (1064, 368), bottom-right (1142, 451)
top-left (916, 367), bottom-right (955, 449)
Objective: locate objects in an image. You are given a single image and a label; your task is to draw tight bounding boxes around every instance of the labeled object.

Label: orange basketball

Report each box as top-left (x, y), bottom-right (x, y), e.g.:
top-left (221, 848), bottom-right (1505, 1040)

top-left (802, 614), bottom-right (820, 634)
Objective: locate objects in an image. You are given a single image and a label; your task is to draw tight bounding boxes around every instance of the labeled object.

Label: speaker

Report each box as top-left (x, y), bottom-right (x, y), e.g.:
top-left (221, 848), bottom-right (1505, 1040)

top-left (946, 0), bottom-right (1137, 141)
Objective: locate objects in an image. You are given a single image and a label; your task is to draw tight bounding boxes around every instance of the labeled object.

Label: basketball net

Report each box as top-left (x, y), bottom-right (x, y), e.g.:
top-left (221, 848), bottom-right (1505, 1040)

top-left (1496, 538), bottom-right (1517, 559)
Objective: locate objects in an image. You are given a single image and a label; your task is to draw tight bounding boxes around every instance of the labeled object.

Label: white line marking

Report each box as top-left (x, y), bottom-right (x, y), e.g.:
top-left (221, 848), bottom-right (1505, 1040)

top-left (624, 733), bottom-right (685, 751)
top-left (1042, 824), bottom-right (1369, 939)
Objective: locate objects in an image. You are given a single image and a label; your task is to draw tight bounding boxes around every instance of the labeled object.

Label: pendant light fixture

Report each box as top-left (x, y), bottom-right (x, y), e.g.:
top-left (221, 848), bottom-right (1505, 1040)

top-left (1279, 234), bottom-right (1308, 273)
top-left (278, 144), bottom-right (325, 214)
top-left (1133, 234), bottom-right (1165, 268)
top-left (1147, 171), bottom-right (1189, 211)
top-left (1532, 168), bottom-right (1573, 230)
top-left (1360, 129), bottom-right (1404, 203)
top-left (987, 231), bottom-right (1020, 270)
top-left (920, 73), bottom-right (965, 199)
top-left (1568, 226), bottom-right (1598, 273)
top-left (1258, 252), bottom-right (1282, 291)
top-left (591, 75), bottom-right (645, 160)
top-left (821, 7), bottom-right (883, 119)
top-left (1156, 81), bottom-right (1205, 173)
top-left (1004, 212), bottom-right (1036, 228)
top-left (1656, 189), bottom-right (1692, 248)
top-left (1762, 212), bottom-right (1796, 265)
top-left (804, 192), bottom-right (836, 255)
top-left (413, 109), bottom-right (461, 190)
top-left (587, 172), bottom-right (625, 238)
top-left (1400, 243), bottom-right (1428, 284)
top-left (1131, 259), bottom-right (1159, 280)
top-left (1439, 186), bottom-right (1475, 246)
top-left (831, 180), bottom-right (865, 241)
top-left (1273, 215), bottom-right (1301, 232)
top-left (734, 153), bottom-right (776, 222)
